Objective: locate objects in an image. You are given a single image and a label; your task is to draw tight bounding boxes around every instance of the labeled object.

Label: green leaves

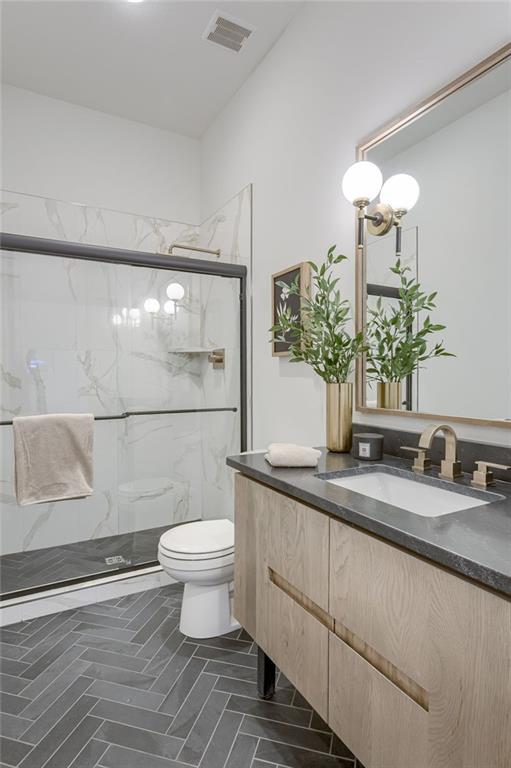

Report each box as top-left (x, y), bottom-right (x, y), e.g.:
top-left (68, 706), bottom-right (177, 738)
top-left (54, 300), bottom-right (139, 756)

top-left (365, 258), bottom-right (453, 382)
top-left (269, 246), bottom-right (364, 383)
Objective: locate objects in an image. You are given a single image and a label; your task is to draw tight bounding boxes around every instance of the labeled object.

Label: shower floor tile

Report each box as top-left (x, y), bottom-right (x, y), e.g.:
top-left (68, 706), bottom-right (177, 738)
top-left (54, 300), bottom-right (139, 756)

top-left (0, 583), bottom-right (362, 768)
top-left (0, 526), bottom-right (172, 598)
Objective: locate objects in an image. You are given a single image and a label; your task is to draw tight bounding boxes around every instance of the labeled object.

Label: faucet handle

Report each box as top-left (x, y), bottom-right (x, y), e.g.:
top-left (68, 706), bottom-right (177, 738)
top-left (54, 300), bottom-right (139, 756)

top-left (471, 461), bottom-right (511, 488)
top-left (401, 446), bottom-right (432, 473)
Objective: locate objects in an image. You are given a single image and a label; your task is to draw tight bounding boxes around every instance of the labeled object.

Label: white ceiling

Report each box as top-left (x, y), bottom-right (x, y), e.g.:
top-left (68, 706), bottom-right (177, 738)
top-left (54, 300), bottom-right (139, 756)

top-left (1, 1), bottom-right (302, 138)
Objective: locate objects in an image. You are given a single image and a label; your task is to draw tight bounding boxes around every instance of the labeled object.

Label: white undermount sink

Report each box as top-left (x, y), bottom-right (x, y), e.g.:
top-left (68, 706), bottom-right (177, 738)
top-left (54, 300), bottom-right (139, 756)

top-left (324, 470), bottom-right (495, 517)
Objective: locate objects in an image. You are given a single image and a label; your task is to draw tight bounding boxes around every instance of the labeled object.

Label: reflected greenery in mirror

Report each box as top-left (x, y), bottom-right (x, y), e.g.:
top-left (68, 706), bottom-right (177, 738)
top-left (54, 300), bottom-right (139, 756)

top-left (270, 246), bottom-right (365, 383)
top-left (366, 258), bottom-right (453, 383)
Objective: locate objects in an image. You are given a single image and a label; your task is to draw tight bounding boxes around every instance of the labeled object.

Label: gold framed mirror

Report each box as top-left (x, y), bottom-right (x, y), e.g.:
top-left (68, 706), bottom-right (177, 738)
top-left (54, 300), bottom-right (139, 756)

top-left (355, 43), bottom-right (511, 429)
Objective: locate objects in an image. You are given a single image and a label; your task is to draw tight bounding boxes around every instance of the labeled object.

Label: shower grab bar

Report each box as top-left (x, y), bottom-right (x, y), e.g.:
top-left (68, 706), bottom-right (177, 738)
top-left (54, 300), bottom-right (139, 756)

top-left (0, 406), bottom-right (238, 426)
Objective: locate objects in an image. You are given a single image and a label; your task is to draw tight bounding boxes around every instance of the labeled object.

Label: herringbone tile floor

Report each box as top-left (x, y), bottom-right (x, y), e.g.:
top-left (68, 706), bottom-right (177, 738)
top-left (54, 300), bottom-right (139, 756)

top-left (0, 584), bottom-right (363, 768)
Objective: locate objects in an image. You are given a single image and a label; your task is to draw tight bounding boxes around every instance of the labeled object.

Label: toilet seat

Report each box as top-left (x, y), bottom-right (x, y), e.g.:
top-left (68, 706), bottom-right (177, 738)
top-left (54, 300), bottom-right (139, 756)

top-left (158, 548), bottom-right (234, 572)
top-left (159, 519), bottom-right (234, 561)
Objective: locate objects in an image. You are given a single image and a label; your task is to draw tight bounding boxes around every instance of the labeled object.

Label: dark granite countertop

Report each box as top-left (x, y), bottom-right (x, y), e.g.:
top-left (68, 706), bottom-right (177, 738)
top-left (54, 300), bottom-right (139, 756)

top-left (226, 449), bottom-right (511, 597)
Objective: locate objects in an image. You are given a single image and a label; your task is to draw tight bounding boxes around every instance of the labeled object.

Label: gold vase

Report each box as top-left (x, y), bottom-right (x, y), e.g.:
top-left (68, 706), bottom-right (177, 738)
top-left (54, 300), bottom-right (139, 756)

top-left (376, 381), bottom-right (402, 410)
top-left (326, 382), bottom-right (353, 452)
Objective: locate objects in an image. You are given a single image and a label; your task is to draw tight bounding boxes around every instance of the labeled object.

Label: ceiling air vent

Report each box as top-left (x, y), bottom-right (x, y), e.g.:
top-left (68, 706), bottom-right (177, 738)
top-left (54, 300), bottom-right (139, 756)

top-left (203, 10), bottom-right (255, 53)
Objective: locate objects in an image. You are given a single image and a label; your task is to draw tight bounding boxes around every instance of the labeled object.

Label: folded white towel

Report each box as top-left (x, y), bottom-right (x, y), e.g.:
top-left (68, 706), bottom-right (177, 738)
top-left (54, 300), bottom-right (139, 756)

top-left (265, 443), bottom-right (321, 468)
top-left (13, 413), bottom-right (94, 506)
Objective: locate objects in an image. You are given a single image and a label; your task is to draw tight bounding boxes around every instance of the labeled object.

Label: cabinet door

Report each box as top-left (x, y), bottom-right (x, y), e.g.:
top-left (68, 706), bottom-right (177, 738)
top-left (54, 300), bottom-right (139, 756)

top-left (330, 517), bottom-right (429, 689)
top-left (265, 580), bottom-right (329, 720)
top-left (233, 473), bottom-right (259, 638)
top-left (329, 632), bottom-right (428, 768)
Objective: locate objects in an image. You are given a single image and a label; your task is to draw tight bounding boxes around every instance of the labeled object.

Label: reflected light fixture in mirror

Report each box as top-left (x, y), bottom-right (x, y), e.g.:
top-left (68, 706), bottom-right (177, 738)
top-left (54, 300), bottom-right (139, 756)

top-left (342, 161), bottom-right (420, 257)
top-left (166, 282), bottom-right (185, 301)
top-left (144, 298), bottom-right (160, 313)
top-left (164, 300), bottom-right (177, 315)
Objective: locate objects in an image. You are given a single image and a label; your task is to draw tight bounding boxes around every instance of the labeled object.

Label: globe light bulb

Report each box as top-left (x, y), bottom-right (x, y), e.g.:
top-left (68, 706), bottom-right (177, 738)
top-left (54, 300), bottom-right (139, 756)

top-left (128, 308), bottom-right (141, 320)
top-left (342, 161), bottom-right (383, 205)
top-left (166, 282), bottom-right (185, 301)
top-left (380, 174), bottom-right (420, 213)
top-left (164, 300), bottom-right (176, 315)
top-left (143, 298), bottom-right (160, 313)
top-left (112, 314), bottom-right (122, 326)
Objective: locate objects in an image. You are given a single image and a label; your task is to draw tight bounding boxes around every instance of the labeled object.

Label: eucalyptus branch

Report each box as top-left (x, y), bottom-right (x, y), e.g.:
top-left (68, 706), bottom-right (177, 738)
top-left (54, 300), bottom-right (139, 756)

top-left (269, 246), bottom-right (365, 384)
top-left (366, 258), bottom-right (453, 382)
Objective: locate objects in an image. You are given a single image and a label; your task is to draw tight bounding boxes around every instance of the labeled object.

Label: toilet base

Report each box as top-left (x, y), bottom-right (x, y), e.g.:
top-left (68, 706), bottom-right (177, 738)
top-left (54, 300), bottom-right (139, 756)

top-left (180, 581), bottom-right (240, 639)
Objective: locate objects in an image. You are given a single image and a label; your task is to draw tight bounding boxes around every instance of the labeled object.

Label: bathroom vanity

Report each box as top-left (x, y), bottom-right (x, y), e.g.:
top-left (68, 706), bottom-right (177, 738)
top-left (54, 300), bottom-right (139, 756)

top-left (227, 450), bottom-right (511, 768)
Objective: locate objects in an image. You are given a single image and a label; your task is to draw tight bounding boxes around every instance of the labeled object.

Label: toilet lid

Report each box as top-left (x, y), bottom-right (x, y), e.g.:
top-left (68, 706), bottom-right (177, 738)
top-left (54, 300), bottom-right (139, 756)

top-left (159, 519), bottom-right (234, 556)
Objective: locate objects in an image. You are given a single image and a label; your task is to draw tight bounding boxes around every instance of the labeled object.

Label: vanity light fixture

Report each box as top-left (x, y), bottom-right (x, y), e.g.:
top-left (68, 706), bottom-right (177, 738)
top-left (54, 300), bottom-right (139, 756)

top-left (342, 161), bottom-right (420, 256)
top-left (164, 300), bottom-right (177, 316)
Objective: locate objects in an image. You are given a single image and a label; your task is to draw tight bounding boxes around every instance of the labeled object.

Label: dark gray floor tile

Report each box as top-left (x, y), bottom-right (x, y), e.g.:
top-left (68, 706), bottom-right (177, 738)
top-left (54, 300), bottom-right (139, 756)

top-left (18, 645), bottom-right (85, 701)
top-left (125, 598), bottom-right (166, 633)
top-left (78, 604), bottom-right (127, 618)
top-left (0, 660), bottom-right (29, 678)
top-left (21, 633), bottom-right (79, 681)
top-left (144, 630), bottom-right (184, 678)
top-left (237, 629), bottom-right (253, 642)
top-left (292, 690), bottom-right (312, 710)
top-left (130, 607), bottom-right (169, 645)
top-left (16, 614), bottom-right (74, 650)
top-left (98, 743), bottom-right (184, 768)
top-left (135, 617), bottom-right (179, 661)
top-left (190, 635), bottom-right (252, 654)
top-left (43, 715), bottom-right (103, 768)
top-left (18, 695), bottom-right (97, 768)
top-left (0, 695), bottom-right (31, 717)
top-left (18, 621), bottom-right (80, 665)
top-left (83, 663), bottom-right (156, 690)
top-left (226, 695), bottom-right (311, 727)
top-left (119, 590), bottom-right (158, 620)
top-left (0, 632), bottom-right (28, 648)
top-left (95, 720), bottom-right (182, 761)
top-left (167, 673), bottom-right (217, 739)
top-left (0, 677), bottom-right (28, 696)
top-left (0, 645), bottom-right (26, 662)
top-left (21, 677), bottom-right (93, 744)
top-left (309, 711), bottom-right (330, 732)
top-left (199, 709), bottom-right (243, 768)
top-left (158, 658), bottom-right (206, 717)
top-left (194, 645), bottom-right (257, 669)
top-left (0, 736), bottom-right (32, 766)
top-left (74, 625), bottom-right (138, 643)
top-left (91, 699), bottom-right (172, 733)
top-left (69, 738), bottom-right (108, 768)
top-left (177, 690), bottom-right (228, 766)
top-left (18, 660), bottom-right (91, 720)
top-left (331, 734), bottom-right (355, 760)
top-left (255, 740), bottom-right (353, 768)
top-left (241, 715), bottom-right (332, 753)
top-left (72, 613), bottom-right (130, 630)
top-left (0, 714), bottom-right (32, 741)
top-left (150, 642), bottom-right (197, 696)
top-left (252, 761), bottom-right (277, 768)
top-left (85, 680), bottom-right (164, 711)
top-left (204, 660), bottom-right (256, 683)
top-left (79, 647), bottom-right (148, 672)
top-left (214, 676), bottom-right (295, 706)
top-left (71, 633), bottom-right (140, 657)
top-left (225, 733), bottom-right (259, 767)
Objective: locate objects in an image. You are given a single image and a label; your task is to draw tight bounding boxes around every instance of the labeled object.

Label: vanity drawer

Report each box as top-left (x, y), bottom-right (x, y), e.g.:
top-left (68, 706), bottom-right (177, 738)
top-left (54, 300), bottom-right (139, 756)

top-left (262, 579), bottom-right (329, 720)
top-left (329, 518), bottom-right (430, 688)
top-left (328, 632), bottom-right (428, 768)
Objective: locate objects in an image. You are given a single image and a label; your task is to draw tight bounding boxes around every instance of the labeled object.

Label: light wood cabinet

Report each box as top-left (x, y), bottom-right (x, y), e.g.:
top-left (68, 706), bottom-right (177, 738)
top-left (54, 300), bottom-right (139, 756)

top-left (234, 474), bottom-right (511, 768)
top-left (329, 632), bottom-right (428, 768)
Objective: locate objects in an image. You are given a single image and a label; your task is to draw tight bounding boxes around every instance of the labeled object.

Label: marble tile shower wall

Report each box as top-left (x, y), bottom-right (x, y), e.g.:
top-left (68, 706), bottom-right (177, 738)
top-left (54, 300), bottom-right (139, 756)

top-left (0, 187), bottom-right (251, 557)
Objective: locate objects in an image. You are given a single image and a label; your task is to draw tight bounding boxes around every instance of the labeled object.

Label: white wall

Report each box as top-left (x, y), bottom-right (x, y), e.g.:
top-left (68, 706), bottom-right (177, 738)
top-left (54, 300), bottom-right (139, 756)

top-left (1, 85), bottom-right (200, 223)
top-left (200, 0), bottom-right (511, 447)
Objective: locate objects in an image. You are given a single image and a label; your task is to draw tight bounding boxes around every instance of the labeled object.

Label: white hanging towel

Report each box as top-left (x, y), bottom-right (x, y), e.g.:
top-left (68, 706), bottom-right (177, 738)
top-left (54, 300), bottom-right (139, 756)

top-left (13, 413), bottom-right (94, 506)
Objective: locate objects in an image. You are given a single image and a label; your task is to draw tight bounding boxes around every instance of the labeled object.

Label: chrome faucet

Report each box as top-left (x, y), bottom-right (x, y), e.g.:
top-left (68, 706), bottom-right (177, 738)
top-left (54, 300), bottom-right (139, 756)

top-left (418, 424), bottom-right (462, 480)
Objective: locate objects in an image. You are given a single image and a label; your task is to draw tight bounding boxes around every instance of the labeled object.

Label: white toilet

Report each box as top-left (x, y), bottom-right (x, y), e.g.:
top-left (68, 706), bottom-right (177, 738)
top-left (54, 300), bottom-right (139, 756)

top-left (158, 519), bottom-right (240, 639)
